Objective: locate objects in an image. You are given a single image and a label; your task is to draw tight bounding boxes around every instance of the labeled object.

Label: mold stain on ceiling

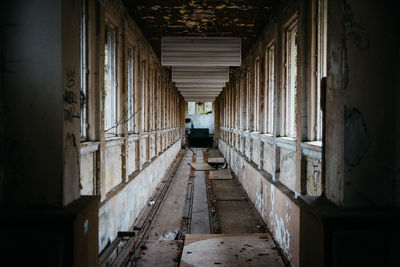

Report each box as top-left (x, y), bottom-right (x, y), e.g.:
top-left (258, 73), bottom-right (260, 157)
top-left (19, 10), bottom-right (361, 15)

top-left (124, 0), bottom-right (278, 57)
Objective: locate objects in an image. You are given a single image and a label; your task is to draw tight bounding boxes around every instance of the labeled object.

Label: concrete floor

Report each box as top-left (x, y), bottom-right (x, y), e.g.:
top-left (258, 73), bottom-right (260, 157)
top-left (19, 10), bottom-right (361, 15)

top-left (134, 148), bottom-right (285, 266)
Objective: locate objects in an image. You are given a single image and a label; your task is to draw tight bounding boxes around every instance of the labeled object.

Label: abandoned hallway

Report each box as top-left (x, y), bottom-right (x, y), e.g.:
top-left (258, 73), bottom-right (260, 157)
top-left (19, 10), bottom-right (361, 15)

top-left (1, 0), bottom-right (400, 266)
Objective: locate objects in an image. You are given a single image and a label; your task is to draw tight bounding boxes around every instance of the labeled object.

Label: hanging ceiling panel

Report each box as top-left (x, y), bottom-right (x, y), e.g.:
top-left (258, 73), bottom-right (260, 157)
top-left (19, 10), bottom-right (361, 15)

top-left (175, 82), bottom-right (226, 88)
top-left (178, 88), bottom-right (222, 92)
top-left (172, 66), bottom-right (229, 83)
top-left (162, 37), bottom-right (241, 66)
top-left (184, 98), bottom-right (216, 102)
top-left (180, 93), bottom-right (220, 96)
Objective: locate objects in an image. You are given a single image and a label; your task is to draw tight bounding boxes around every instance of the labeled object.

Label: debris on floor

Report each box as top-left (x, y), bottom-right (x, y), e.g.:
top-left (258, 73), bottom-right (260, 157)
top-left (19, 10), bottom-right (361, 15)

top-left (159, 230), bottom-right (179, 241)
top-left (188, 162), bottom-right (215, 171)
top-left (180, 234), bottom-right (285, 266)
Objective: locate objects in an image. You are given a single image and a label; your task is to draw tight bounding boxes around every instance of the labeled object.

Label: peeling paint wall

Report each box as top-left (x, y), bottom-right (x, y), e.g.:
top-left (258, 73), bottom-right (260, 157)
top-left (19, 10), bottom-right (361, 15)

top-left (341, 0), bottom-right (398, 207)
top-left (305, 157), bottom-right (323, 196)
top-left (80, 151), bottom-right (96, 195)
top-left (126, 139), bottom-right (139, 175)
top-left (279, 149), bottom-right (297, 192)
top-left (75, 0), bottom-right (184, 254)
top-left (220, 139), bottom-right (300, 266)
top-left (104, 143), bottom-right (123, 194)
top-left (1, 0), bottom-right (83, 208)
top-left (262, 136), bottom-right (275, 175)
top-left (99, 141), bottom-right (180, 252)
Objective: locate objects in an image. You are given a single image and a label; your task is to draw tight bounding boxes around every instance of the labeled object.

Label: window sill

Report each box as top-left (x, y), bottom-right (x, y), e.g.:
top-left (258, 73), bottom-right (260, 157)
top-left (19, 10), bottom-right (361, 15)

top-left (128, 133), bottom-right (140, 141)
top-left (243, 130), bottom-right (250, 138)
top-left (301, 141), bottom-right (322, 151)
top-left (80, 141), bottom-right (100, 154)
top-left (260, 133), bottom-right (274, 143)
top-left (276, 137), bottom-right (297, 152)
top-left (105, 136), bottom-right (124, 147)
top-left (250, 131), bottom-right (261, 139)
top-left (301, 141), bottom-right (322, 159)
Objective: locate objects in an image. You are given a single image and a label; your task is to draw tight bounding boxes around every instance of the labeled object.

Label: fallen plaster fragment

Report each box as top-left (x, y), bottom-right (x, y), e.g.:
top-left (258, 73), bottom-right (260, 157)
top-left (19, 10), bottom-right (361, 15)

top-left (160, 230), bottom-right (178, 241)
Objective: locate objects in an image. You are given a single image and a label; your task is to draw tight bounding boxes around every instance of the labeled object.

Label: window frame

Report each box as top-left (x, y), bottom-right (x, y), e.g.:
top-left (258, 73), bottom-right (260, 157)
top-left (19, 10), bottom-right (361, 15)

top-left (283, 16), bottom-right (299, 138)
top-left (266, 41), bottom-right (276, 135)
top-left (104, 20), bottom-right (118, 137)
top-left (140, 60), bottom-right (147, 132)
top-left (127, 45), bottom-right (136, 133)
top-left (80, 0), bottom-right (88, 140)
top-left (254, 57), bottom-right (261, 132)
top-left (315, 0), bottom-right (327, 141)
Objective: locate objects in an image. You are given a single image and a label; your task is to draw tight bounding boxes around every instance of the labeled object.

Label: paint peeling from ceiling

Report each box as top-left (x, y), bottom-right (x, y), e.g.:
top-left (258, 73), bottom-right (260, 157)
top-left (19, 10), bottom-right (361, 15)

top-left (123, 0), bottom-right (279, 57)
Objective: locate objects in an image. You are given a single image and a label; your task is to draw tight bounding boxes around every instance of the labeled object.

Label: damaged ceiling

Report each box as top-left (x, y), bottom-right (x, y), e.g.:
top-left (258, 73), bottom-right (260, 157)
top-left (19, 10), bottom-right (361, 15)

top-left (124, 0), bottom-right (279, 58)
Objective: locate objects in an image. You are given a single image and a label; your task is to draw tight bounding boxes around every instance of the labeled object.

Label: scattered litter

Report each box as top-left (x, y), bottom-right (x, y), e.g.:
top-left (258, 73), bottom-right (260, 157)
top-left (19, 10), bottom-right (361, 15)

top-left (148, 200), bottom-right (155, 206)
top-left (159, 230), bottom-right (178, 240)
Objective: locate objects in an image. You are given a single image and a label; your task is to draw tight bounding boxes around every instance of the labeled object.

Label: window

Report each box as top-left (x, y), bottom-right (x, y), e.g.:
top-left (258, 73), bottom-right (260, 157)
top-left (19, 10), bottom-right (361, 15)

top-left (80, 0), bottom-right (88, 139)
top-left (284, 18), bottom-right (298, 138)
top-left (196, 102), bottom-right (205, 114)
top-left (188, 102), bottom-right (195, 115)
top-left (187, 102), bottom-right (212, 115)
top-left (127, 47), bottom-right (135, 133)
top-left (266, 43), bottom-right (275, 134)
top-left (246, 68), bottom-right (252, 130)
top-left (104, 22), bottom-right (117, 135)
top-left (254, 57), bottom-right (261, 131)
top-left (316, 0), bottom-right (327, 140)
top-left (141, 61), bottom-right (146, 131)
top-left (204, 102), bottom-right (213, 114)
top-left (188, 102), bottom-right (196, 115)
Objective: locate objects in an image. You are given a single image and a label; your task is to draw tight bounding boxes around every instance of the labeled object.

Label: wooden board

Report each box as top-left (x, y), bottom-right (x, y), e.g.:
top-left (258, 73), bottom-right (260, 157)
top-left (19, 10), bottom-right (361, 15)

top-left (188, 162), bottom-right (215, 171)
top-left (217, 201), bottom-right (265, 234)
top-left (212, 180), bottom-right (244, 200)
top-left (136, 240), bottom-right (182, 267)
top-left (209, 169), bottom-right (233, 180)
top-left (206, 149), bottom-right (224, 158)
top-left (181, 234), bottom-right (285, 267)
top-left (191, 171), bottom-right (211, 234)
top-left (207, 157), bottom-right (225, 164)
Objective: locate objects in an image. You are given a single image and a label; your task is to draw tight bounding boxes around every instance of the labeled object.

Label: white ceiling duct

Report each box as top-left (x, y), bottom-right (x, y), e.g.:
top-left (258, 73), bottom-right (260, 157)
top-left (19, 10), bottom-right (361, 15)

top-left (172, 66), bottom-right (229, 83)
top-left (178, 88), bottom-right (222, 91)
top-left (175, 82), bottom-right (226, 88)
top-left (162, 37), bottom-right (241, 67)
top-left (184, 98), bottom-right (216, 102)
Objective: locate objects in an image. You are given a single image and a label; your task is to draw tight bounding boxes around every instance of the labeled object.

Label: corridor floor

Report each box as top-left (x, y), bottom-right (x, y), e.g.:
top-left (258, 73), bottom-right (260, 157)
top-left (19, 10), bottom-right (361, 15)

top-left (132, 148), bottom-right (286, 266)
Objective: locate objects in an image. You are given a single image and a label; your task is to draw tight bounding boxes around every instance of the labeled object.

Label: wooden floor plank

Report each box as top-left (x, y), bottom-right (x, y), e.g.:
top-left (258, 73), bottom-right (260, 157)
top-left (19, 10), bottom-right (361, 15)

top-left (209, 169), bottom-right (233, 180)
top-left (217, 201), bottom-right (265, 233)
top-left (136, 240), bottom-right (182, 267)
top-left (181, 234), bottom-right (285, 267)
top-left (212, 180), bottom-right (244, 200)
